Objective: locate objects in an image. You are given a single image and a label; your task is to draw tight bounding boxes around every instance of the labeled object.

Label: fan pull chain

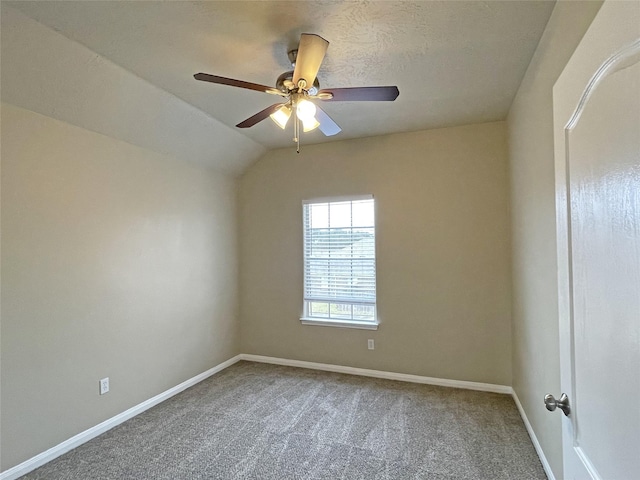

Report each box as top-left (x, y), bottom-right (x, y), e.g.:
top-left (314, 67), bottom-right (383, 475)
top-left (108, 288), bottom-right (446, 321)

top-left (293, 106), bottom-right (300, 153)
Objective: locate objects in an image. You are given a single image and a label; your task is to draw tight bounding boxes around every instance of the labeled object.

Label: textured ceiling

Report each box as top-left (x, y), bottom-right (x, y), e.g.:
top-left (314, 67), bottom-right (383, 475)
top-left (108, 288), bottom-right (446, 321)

top-left (7, 1), bottom-right (555, 150)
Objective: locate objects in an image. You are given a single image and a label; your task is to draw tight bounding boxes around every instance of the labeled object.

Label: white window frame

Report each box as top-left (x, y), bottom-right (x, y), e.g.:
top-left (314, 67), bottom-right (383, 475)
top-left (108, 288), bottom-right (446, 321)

top-left (301, 195), bottom-right (379, 330)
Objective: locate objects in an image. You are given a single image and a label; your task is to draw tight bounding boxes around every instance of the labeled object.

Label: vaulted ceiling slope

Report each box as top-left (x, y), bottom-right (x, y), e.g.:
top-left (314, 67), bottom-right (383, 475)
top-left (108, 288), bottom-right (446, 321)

top-left (1, 5), bottom-right (265, 176)
top-left (4, 1), bottom-right (555, 156)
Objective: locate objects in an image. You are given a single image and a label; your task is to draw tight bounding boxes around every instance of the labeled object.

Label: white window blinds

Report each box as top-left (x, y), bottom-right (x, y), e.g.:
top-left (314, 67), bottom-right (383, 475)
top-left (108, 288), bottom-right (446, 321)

top-left (302, 196), bottom-right (377, 324)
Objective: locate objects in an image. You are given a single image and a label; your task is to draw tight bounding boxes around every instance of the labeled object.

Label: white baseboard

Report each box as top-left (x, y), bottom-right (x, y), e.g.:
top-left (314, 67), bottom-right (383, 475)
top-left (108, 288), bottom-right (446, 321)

top-left (0, 355), bottom-right (243, 480)
top-left (239, 354), bottom-right (512, 394)
top-left (512, 391), bottom-right (555, 480)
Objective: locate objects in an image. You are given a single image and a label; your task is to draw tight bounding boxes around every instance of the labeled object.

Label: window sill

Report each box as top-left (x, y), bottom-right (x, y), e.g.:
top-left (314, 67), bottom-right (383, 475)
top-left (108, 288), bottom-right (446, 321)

top-left (300, 318), bottom-right (379, 330)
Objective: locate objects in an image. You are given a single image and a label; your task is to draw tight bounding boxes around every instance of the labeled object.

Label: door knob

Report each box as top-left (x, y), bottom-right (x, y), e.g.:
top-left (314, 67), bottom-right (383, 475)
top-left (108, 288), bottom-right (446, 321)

top-left (544, 393), bottom-right (571, 416)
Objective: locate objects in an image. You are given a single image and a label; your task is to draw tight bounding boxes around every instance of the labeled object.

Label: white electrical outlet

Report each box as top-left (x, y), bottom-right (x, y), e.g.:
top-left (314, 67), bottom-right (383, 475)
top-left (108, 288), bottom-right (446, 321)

top-left (99, 377), bottom-right (109, 395)
top-left (368, 339), bottom-right (375, 350)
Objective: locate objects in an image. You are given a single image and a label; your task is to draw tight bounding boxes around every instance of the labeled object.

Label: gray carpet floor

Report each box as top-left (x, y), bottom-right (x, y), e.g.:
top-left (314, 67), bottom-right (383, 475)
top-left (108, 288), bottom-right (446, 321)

top-left (22, 361), bottom-right (546, 479)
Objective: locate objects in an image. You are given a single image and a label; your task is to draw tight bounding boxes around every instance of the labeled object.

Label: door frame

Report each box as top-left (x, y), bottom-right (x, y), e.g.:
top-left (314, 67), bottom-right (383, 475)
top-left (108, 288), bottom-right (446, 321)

top-left (553, 1), bottom-right (640, 478)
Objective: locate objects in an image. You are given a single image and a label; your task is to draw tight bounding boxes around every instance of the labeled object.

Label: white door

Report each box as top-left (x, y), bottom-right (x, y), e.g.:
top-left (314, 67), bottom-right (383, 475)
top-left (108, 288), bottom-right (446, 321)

top-left (553, 1), bottom-right (640, 479)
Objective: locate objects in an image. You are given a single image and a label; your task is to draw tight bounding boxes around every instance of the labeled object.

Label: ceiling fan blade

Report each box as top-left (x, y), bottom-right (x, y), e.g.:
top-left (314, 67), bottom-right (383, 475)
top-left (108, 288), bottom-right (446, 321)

top-left (315, 106), bottom-right (341, 136)
top-left (194, 73), bottom-right (286, 96)
top-left (292, 34), bottom-right (329, 89)
top-left (317, 86), bottom-right (399, 102)
top-left (236, 103), bottom-right (286, 128)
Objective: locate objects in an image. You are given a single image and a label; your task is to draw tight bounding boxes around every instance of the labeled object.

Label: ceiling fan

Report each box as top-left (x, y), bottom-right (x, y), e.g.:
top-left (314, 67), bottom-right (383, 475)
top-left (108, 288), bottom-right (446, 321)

top-left (194, 33), bottom-right (399, 152)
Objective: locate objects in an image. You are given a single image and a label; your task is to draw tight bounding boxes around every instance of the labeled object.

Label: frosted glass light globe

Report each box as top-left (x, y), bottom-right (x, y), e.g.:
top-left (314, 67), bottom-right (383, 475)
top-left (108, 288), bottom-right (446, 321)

top-left (296, 99), bottom-right (317, 121)
top-left (270, 105), bottom-right (291, 129)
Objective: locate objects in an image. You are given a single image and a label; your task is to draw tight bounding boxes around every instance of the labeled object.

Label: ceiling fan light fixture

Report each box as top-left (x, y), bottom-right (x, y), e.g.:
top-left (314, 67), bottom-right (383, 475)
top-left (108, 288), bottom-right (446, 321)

top-left (270, 105), bottom-right (291, 129)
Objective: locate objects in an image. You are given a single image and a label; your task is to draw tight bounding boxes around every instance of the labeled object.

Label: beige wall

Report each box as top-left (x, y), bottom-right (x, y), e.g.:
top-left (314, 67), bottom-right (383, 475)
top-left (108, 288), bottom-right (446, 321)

top-left (507, 1), bottom-right (602, 478)
top-left (0, 104), bottom-right (240, 470)
top-left (239, 121), bottom-right (512, 386)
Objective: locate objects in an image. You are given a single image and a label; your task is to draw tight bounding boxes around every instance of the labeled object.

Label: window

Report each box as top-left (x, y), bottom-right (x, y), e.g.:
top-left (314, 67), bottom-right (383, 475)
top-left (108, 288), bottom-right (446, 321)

top-left (301, 195), bottom-right (377, 329)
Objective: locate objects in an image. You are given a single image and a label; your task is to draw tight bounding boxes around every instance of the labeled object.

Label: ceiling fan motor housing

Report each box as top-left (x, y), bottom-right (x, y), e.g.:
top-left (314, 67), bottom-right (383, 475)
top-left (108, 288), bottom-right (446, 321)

top-left (276, 70), bottom-right (320, 96)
